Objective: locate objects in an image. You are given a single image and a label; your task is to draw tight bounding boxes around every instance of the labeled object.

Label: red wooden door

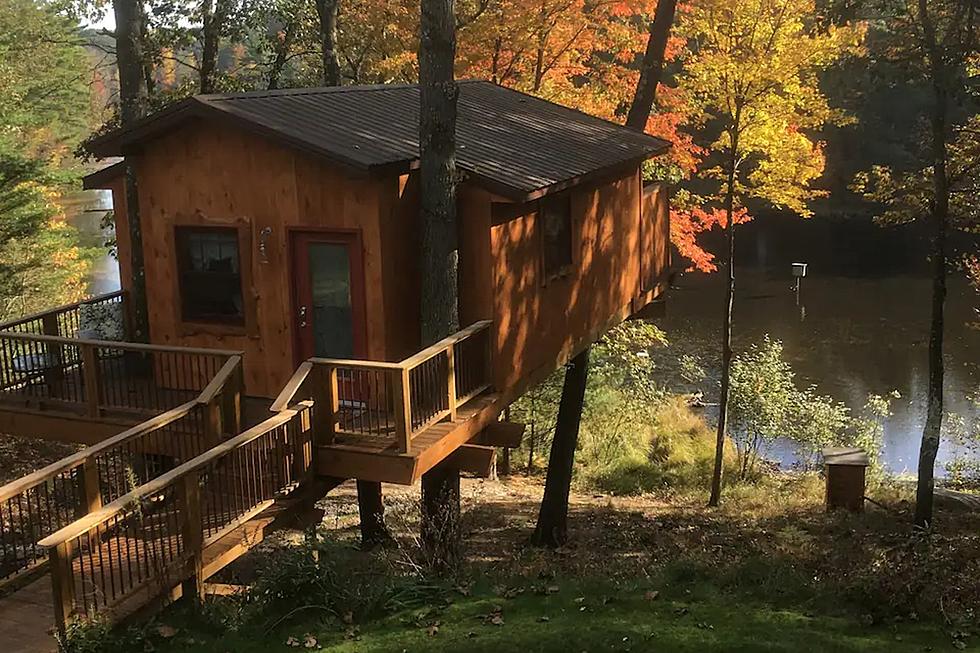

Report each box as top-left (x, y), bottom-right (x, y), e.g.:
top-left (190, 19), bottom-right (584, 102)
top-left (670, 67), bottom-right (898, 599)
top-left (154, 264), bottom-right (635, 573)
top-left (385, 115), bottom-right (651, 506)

top-left (290, 230), bottom-right (367, 365)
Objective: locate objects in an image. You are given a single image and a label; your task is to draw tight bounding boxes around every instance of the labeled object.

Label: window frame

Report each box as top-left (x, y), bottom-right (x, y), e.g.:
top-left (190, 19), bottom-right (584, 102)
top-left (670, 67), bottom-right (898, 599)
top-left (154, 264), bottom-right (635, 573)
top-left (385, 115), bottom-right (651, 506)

top-left (171, 217), bottom-right (257, 337)
top-left (538, 192), bottom-right (575, 283)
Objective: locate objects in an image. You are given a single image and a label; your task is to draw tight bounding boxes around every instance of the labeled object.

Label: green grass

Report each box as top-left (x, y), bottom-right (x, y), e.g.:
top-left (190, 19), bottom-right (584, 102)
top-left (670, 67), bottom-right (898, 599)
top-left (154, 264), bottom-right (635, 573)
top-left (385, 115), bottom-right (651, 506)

top-left (151, 576), bottom-right (966, 653)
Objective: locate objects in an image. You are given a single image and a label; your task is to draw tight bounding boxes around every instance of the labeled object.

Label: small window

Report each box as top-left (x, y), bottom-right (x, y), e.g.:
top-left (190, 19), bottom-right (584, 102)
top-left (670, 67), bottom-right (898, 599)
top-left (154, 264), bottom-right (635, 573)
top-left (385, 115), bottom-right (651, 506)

top-left (540, 195), bottom-right (573, 279)
top-left (175, 226), bottom-right (245, 325)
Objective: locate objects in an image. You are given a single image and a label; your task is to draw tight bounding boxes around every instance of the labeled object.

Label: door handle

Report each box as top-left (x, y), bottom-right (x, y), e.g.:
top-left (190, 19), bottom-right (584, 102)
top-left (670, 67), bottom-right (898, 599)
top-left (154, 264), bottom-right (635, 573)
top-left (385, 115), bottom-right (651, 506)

top-left (298, 305), bottom-right (307, 328)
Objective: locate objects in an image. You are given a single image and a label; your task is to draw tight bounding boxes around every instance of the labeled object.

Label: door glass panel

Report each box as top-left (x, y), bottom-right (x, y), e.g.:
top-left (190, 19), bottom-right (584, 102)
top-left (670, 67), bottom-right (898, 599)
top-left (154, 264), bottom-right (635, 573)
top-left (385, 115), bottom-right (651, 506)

top-left (307, 242), bottom-right (353, 358)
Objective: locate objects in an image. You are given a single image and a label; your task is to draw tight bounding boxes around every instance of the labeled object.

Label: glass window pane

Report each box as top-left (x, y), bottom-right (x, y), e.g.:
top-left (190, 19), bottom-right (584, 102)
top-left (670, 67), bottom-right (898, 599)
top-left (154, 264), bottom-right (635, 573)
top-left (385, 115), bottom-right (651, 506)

top-left (177, 227), bottom-right (244, 325)
top-left (308, 242), bottom-right (354, 358)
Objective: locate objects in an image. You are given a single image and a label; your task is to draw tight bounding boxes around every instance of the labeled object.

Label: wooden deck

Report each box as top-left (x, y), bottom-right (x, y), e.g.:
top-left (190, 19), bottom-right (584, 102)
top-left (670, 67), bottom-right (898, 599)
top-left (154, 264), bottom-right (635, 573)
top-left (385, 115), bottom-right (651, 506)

top-left (0, 493), bottom-right (303, 653)
top-left (317, 392), bottom-right (504, 484)
top-left (0, 318), bottom-right (511, 642)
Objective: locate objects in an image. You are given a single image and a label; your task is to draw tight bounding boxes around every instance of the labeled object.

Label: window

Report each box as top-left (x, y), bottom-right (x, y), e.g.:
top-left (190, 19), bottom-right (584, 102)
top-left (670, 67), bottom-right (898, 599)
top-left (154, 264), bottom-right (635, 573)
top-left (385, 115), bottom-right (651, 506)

top-left (540, 194), bottom-right (573, 279)
top-left (175, 226), bottom-right (245, 325)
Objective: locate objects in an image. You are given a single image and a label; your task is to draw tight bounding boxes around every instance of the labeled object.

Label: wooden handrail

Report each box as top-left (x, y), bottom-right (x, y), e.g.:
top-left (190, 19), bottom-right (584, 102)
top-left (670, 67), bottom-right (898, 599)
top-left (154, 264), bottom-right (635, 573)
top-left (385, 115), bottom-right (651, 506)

top-left (270, 361), bottom-right (313, 412)
top-left (198, 356), bottom-right (243, 404)
top-left (278, 321), bottom-right (493, 453)
top-left (0, 290), bottom-right (125, 332)
top-left (0, 331), bottom-right (243, 357)
top-left (38, 401), bottom-right (312, 549)
top-left (0, 354), bottom-right (245, 503)
top-left (0, 400), bottom-right (199, 503)
top-left (399, 320), bottom-right (492, 369)
top-left (307, 357), bottom-right (404, 371)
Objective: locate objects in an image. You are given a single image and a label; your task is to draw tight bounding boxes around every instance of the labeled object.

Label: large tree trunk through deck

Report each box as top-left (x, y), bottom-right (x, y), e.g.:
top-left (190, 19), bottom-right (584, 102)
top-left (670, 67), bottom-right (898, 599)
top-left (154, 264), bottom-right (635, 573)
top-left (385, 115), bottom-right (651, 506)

top-left (625, 0), bottom-right (677, 130)
top-left (421, 458), bottom-right (461, 568)
top-left (418, 0), bottom-right (460, 568)
top-left (914, 0), bottom-right (949, 528)
top-left (531, 348), bottom-right (591, 548)
top-left (314, 0), bottom-right (341, 86)
top-left (355, 480), bottom-right (390, 548)
top-left (708, 122), bottom-right (740, 508)
top-left (114, 0), bottom-right (149, 343)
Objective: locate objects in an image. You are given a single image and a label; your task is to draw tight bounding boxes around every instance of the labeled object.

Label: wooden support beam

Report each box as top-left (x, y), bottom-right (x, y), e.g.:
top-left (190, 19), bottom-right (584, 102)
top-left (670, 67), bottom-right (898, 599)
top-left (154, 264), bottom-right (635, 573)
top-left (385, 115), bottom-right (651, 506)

top-left (77, 458), bottom-right (103, 517)
top-left (474, 421), bottom-right (526, 448)
top-left (80, 343), bottom-right (103, 418)
top-left (446, 345), bottom-right (458, 421)
top-left (49, 539), bottom-right (75, 637)
top-left (393, 368), bottom-right (412, 454)
top-left (178, 471), bottom-right (204, 601)
top-left (448, 444), bottom-right (497, 477)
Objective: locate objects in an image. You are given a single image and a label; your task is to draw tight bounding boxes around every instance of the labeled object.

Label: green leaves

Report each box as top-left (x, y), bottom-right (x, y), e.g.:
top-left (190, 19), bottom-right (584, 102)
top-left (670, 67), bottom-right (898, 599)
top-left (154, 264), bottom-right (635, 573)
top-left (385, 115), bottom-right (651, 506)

top-left (676, 0), bottom-right (864, 216)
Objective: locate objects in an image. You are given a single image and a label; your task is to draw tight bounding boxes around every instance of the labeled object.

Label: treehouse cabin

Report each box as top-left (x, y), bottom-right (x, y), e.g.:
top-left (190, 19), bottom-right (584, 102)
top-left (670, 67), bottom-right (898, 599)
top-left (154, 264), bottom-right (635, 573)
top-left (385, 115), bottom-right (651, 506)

top-left (0, 82), bottom-right (670, 643)
top-left (1, 79), bottom-right (671, 482)
top-left (84, 80), bottom-right (670, 395)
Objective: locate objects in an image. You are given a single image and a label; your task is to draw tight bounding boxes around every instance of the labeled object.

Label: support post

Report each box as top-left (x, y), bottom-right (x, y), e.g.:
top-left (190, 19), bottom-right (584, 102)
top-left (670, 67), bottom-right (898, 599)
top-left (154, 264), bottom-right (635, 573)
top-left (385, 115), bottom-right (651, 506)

top-left (80, 343), bottom-right (102, 417)
top-left (178, 471), bottom-right (204, 602)
top-left (222, 362), bottom-right (243, 437)
top-left (311, 365), bottom-right (337, 446)
top-left (421, 458), bottom-right (460, 571)
top-left (41, 314), bottom-right (65, 398)
top-left (393, 368), bottom-right (412, 453)
top-left (77, 459), bottom-right (102, 518)
top-left (50, 539), bottom-right (76, 638)
top-left (356, 480), bottom-right (390, 549)
top-left (205, 397), bottom-right (223, 448)
top-left (446, 345), bottom-right (458, 421)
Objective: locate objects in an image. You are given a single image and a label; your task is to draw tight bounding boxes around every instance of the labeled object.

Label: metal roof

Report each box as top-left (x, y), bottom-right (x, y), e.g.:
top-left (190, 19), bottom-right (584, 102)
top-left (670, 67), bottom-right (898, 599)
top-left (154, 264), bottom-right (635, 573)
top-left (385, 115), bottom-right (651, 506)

top-left (89, 80), bottom-right (670, 200)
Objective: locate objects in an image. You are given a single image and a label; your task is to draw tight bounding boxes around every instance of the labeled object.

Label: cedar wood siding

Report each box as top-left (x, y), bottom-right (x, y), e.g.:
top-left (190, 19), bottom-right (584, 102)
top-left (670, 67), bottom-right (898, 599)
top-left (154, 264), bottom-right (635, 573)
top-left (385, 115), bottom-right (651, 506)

top-left (134, 120), bottom-right (389, 397)
top-left (489, 169), bottom-right (667, 392)
top-left (116, 120), bottom-right (666, 399)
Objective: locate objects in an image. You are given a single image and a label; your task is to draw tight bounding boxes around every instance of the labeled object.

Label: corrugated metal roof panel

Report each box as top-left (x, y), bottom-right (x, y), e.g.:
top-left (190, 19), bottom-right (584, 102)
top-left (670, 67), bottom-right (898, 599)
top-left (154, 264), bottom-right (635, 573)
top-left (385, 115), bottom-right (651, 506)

top-left (93, 81), bottom-right (669, 199)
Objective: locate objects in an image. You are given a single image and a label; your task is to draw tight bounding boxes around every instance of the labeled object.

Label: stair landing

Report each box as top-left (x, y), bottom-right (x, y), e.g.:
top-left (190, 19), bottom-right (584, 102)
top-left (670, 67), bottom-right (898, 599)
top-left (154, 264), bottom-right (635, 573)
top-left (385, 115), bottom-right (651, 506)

top-left (317, 392), bottom-right (503, 484)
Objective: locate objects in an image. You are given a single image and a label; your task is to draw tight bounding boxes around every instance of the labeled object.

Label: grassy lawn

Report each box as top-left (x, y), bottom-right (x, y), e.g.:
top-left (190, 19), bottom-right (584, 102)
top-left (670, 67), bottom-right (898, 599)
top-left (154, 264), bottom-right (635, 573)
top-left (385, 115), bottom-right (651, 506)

top-left (152, 577), bottom-right (963, 653)
top-left (72, 474), bottom-right (977, 653)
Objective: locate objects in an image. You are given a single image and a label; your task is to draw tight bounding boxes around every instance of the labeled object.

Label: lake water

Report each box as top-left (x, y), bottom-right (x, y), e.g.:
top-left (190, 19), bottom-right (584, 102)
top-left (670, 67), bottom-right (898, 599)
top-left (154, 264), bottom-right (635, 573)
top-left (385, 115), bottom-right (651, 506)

top-left (63, 192), bottom-right (978, 474)
top-left (660, 213), bottom-right (979, 475)
top-left (62, 189), bottom-right (119, 295)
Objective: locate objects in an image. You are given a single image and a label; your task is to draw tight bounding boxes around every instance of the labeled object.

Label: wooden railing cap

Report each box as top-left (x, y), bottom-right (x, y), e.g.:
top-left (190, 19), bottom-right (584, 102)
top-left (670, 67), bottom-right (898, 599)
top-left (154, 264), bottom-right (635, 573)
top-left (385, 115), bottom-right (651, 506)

top-left (38, 402), bottom-right (313, 549)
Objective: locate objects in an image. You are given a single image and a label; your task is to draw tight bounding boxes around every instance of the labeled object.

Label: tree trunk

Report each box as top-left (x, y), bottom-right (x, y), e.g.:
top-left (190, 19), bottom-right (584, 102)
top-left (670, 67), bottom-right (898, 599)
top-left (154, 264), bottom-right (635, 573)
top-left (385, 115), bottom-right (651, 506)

top-left (418, 0), bottom-right (460, 567)
top-left (114, 0), bottom-right (150, 343)
top-left (355, 480), bottom-right (390, 549)
top-left (200, 0), bottom-right (230, 93)
top-left (421, 458), bottom-right (461, 569)
top-left (267, 24), bottom-right (295, 90)
top-left (914, 0), bottom-right (949, 529)
top-left (314, 0), bottom-right (341, 86)
top-left (531, 347), bottom-right (590, 548)
top-left (708, 123), bottom-right (740, 508)
top-left (624, 0), bottom-right (677, 131)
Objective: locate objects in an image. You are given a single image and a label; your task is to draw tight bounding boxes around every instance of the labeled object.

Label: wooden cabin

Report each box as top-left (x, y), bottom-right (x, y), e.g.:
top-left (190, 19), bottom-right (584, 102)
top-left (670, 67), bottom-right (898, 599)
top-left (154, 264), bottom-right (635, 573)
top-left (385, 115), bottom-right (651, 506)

top-left (82, 80), bottom-right (671, 400)
top-left (0, 83), bottom-right (671, 640)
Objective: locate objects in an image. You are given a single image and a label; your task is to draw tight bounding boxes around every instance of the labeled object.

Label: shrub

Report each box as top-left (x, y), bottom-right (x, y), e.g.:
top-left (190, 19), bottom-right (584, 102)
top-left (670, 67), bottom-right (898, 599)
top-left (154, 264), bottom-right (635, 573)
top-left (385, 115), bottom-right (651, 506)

top-left (244, 529), bottom-right (444, 627)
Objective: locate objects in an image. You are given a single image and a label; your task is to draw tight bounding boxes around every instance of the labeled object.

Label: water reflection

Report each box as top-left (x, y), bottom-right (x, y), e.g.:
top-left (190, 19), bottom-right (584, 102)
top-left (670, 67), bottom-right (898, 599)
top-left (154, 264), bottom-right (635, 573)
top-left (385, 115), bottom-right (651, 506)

top-left (61, 189), bottom-right (120, 295)
top-left (663, 268), bottom-right (979, 474)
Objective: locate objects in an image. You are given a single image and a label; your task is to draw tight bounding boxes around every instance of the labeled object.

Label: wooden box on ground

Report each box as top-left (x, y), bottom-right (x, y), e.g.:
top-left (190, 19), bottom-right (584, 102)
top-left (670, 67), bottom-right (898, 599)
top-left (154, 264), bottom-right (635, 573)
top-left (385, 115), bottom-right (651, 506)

top-left (822, 447), bottom-right (869, 512)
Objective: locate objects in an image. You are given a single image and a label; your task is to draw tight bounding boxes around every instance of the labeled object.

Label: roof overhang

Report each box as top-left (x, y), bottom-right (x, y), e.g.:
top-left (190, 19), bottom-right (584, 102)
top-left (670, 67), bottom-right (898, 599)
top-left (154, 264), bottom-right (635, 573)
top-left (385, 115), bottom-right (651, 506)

top-left (82, 160), bottom-right (126, 190)
top-left (86, 90), bottom-right (670, 203)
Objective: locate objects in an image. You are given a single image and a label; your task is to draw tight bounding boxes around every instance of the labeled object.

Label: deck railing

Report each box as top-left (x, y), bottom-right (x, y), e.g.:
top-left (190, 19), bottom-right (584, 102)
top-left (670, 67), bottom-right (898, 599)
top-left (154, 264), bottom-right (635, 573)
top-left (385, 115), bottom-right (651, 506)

top-left (0, 290), bottom-right (127, 340)
top-left (272, 320), bottom-right (492, 453)
top-left (0, 356), bottom-right (243, 588)
top-left (38, 401), bottom-right (313, 631)
top-left (0, 332), bottom-right (240, 418)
